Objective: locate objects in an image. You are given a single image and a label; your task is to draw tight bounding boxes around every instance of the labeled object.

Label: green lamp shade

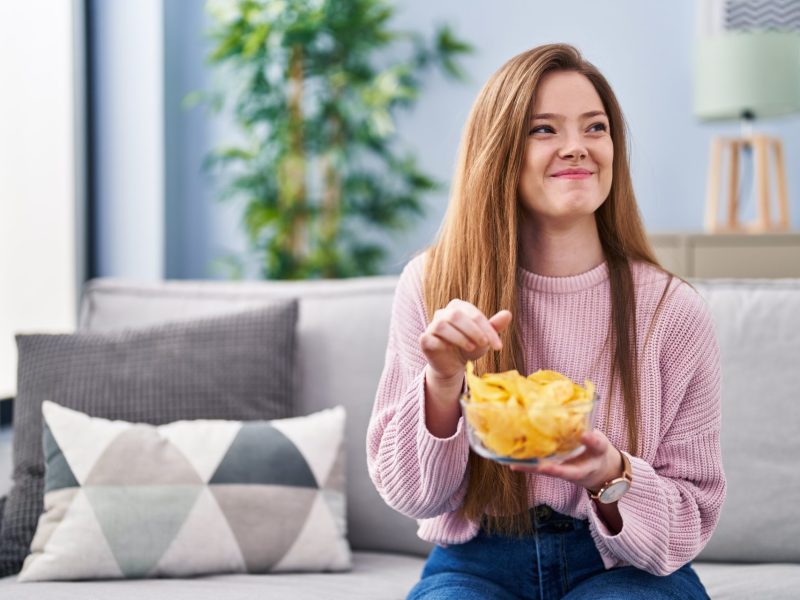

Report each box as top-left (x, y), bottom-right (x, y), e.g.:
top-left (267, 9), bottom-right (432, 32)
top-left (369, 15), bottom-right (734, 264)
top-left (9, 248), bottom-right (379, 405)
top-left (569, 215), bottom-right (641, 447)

top-left (694, 31), bottom-right (800, 120)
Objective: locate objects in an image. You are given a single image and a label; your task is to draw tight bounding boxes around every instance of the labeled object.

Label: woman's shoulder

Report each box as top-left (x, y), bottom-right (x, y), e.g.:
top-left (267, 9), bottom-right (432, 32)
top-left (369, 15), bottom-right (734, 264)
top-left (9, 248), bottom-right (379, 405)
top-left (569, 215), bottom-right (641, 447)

top-left (631, 260), bottom-right (714, 337)
top-left (396, 251), bottom-right (427, 294)
top-left (630, 260), bottom-right (673, 288)
top-left (632, 260), bottom-right (688, 298)
top-left (402, 251), bottom-right (427, 279)
top-left (391, 251), bottom-right (430, 322)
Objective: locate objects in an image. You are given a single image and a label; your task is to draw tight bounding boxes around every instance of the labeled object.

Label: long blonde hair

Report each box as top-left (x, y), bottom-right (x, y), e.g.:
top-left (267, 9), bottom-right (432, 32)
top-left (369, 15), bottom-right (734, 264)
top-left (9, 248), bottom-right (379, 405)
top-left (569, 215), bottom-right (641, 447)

top-left (422, 43), bottom-right (669, 535)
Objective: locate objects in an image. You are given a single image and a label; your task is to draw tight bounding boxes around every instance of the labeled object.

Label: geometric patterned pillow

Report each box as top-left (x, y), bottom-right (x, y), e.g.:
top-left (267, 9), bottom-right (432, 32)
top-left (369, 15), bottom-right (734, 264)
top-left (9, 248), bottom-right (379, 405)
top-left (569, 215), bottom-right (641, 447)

top-left (17, 402), bottom-right (350, 582)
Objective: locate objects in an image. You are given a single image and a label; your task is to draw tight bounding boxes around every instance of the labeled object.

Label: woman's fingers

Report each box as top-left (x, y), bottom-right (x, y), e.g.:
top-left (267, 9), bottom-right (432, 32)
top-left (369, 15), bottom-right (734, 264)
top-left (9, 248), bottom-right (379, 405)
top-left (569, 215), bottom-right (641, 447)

top-left (580, 430), bottom-right (608, 454)
top-left (419, 331), bottom-right (448, 353)
top-left (441, 302), bottom-right (502, 350)
top-left (507, 461), bottom-right (581, 478)
top-left (449, 308), bottom-right (500, 350)
top-left (534, 462), bottom-right (590, 481)
top-left (430, 321), bottom-right (480, 352)
top-left (511, 457), bottom-right (592, 482)
top-left (488, 309), bottom-right (513, 334)
top-left (425, 301), bottom-right (512, 357)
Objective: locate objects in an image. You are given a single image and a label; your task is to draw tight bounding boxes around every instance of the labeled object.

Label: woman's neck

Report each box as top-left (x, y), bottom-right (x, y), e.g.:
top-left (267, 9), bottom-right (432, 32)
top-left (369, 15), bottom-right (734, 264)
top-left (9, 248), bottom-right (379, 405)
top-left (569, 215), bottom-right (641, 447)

top-left (518, 213), bottom-right (605, 277)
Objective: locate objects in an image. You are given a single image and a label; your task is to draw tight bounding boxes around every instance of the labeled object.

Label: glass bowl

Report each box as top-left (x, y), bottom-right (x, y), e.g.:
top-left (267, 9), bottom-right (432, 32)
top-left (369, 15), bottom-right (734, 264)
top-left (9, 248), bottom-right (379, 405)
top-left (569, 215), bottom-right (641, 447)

top-left (459, 392), bottom-right (598, 466)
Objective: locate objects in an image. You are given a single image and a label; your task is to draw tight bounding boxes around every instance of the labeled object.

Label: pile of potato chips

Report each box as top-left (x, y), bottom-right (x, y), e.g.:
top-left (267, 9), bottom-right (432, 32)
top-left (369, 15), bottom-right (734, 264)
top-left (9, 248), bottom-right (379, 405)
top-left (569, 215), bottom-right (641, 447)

top-left (462, 361), bottom-right (595, 460)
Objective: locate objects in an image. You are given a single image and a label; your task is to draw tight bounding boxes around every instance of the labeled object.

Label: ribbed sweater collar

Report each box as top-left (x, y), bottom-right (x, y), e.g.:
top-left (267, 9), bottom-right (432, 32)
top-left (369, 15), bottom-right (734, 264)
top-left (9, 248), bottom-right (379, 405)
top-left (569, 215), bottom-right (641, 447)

top-left (516, 261), bottom-right (609, 293)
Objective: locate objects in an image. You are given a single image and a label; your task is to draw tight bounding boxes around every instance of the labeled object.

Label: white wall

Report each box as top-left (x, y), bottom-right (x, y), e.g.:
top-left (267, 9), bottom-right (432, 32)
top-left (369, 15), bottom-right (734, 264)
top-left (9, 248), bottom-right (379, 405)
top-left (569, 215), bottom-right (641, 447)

top-left (0, 0), bottom-right (78, 397)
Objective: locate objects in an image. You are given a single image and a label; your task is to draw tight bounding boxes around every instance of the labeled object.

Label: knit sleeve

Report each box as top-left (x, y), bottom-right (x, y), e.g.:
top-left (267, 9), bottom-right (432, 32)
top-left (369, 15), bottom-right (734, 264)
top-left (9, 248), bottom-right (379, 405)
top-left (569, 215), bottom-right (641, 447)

top-left (588, 284), bottom-right (727, 575)
top-left (366, 255), bottom-right (470, 519)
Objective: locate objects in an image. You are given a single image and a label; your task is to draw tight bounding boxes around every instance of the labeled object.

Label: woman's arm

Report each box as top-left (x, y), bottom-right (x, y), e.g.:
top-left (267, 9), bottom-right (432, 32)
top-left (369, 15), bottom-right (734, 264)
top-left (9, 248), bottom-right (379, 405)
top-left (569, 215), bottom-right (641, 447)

top-left (423, 366), bottom-right (465, 439)
top-left (366, 256), bottom-right (471, 519)
top-left (587, 288), bottom-right (727, 575)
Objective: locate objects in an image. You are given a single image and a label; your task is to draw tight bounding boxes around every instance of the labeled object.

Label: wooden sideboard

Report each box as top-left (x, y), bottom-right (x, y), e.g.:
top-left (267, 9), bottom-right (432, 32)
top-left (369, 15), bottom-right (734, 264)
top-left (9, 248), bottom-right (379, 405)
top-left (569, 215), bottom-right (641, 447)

top-left (648, 232), bottom-right (800, 278)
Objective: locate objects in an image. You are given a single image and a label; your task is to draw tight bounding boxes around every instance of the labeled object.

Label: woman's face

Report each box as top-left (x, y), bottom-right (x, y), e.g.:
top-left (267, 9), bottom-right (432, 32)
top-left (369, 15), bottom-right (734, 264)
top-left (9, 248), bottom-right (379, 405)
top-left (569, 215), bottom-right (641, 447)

top-left (517, 70), bottom-right (613, 226)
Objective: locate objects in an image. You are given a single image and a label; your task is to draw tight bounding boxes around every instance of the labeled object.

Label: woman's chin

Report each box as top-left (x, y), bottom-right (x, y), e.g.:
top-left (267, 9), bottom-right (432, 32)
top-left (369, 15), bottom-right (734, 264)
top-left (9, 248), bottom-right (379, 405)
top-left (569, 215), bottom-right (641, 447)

top-left (547, 198), bottom-right (604, 220)
top-left (521, 194), bottom-right (606, 224)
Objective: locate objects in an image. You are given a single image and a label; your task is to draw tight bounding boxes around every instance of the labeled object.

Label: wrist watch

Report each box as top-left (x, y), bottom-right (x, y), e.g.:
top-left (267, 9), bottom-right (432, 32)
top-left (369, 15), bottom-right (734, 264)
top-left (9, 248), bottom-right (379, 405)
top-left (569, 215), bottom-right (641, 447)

top-left (588, 451), bottom-right (632, 504)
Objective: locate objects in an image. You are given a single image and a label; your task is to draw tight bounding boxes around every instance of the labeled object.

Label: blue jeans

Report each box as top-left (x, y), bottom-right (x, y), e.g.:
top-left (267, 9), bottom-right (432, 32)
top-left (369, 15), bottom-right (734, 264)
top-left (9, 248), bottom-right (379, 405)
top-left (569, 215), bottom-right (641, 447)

top-left (407, 506), bottom-right (709, 600)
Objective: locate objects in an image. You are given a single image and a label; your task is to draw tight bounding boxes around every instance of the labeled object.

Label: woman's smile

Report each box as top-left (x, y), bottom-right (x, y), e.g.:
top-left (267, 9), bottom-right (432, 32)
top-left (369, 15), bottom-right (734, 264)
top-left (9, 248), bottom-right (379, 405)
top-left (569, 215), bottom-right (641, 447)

top-left (550, 168), bottom-right (593, 179)
top-left (552, 172), bottom-right (593, 180)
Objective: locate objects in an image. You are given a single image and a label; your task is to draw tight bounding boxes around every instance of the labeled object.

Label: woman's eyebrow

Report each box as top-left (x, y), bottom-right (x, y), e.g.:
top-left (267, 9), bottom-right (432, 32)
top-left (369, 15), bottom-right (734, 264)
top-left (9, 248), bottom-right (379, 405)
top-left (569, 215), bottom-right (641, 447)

top-left (530, 111), bottom-right (607, 121)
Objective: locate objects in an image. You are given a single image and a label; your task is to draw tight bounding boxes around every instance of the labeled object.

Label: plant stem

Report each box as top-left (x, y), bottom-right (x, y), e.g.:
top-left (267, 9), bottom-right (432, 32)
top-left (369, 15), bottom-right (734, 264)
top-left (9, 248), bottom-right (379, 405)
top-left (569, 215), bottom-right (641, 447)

top-left (321, 113), bottom-right (342, 277)
top-left (287, 44), bottom-right (306, 260)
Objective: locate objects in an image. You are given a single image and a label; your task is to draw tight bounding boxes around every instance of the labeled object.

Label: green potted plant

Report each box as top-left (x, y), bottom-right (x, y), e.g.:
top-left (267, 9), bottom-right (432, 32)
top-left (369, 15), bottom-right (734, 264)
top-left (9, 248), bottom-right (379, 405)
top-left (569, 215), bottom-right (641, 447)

top-left (198, 0), bottom-right (471, 279)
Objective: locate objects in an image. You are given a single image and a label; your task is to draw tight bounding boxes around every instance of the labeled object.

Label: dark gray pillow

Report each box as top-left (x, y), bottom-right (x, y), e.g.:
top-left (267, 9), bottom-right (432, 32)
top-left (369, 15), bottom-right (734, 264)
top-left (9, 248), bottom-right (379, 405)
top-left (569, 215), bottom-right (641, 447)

top-left (0, 301), bottom-right (298, 576)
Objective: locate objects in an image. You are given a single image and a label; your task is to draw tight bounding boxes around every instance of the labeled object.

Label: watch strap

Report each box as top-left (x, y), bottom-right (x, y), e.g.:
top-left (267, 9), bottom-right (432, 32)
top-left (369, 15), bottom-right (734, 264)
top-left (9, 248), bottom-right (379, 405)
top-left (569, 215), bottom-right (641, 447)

top-left (588, 451), bottom-right (632, 501)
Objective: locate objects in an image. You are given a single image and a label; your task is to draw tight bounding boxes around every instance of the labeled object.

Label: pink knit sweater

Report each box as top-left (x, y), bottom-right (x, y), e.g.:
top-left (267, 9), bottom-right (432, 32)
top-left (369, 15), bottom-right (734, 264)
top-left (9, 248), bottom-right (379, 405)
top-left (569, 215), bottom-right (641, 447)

top-left (366, 254), bottom-right (726, 576)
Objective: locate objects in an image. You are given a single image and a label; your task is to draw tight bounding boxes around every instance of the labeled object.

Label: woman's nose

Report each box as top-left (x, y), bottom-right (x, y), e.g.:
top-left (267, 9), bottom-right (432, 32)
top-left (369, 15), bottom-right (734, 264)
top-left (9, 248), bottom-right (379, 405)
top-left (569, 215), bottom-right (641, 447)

top-left (558, 134), bottom-right (588, 161)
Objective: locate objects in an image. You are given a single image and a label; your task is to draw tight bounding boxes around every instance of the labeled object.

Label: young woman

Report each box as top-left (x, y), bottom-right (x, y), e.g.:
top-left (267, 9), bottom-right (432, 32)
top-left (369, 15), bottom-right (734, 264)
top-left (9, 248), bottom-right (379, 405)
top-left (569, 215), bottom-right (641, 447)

top-left (366, 44), bottom-right (725, 599)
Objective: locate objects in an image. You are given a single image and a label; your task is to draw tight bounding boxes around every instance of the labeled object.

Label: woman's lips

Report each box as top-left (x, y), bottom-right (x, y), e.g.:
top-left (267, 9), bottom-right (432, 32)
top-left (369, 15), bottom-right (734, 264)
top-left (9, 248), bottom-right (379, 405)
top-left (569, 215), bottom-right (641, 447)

top-left (552, 173), bottom-right (592, 180)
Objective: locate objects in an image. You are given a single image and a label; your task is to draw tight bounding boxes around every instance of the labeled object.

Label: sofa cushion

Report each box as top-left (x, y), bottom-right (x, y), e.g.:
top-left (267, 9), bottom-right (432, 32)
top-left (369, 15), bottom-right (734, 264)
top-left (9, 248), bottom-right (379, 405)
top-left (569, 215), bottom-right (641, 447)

top-left (3, 551), bottom-right (424, 599)
top-left (693, 279), bottom-right (800, 563)
top-left (692, 561), bottom-right (800, 600)
top-left (0, 303), bottom-right (298, 577)
top-left (19, 402), bottom-right (349, 581)
top-left (6, 556), bottom-right (800, 600)
top-left (77, 277), bottom-right (434, 558)
top-left (4, 556), bottom-right (799, 599)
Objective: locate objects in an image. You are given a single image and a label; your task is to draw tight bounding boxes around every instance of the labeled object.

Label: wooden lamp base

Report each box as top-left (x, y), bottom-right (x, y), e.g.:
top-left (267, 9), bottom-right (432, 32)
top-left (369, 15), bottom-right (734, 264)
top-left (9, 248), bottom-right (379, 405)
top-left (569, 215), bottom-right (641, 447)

top-left (704, 133), bottom-right (790, 233)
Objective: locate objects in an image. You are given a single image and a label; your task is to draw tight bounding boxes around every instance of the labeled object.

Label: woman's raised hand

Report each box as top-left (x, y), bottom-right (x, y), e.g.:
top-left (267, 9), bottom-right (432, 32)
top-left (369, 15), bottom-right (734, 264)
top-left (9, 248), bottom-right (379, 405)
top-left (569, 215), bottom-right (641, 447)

top-left (419, 300), bottom-right (513, 382)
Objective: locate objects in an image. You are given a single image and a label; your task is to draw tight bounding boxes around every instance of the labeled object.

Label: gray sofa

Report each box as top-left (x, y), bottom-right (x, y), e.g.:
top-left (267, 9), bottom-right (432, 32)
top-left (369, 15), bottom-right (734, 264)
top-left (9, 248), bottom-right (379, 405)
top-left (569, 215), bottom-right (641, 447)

top-left (1, 274), bottom-right (799, 599)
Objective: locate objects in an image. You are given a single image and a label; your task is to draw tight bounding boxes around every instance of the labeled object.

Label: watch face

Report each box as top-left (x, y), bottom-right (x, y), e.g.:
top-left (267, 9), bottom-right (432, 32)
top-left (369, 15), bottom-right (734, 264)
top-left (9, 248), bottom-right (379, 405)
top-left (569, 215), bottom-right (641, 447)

top-left (600, 480), bottom-right (631, 504)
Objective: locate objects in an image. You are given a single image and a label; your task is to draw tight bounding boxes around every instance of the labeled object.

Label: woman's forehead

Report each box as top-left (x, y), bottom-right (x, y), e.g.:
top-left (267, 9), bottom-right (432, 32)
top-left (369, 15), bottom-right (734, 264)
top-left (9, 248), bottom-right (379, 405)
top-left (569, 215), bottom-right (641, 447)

top-left (530, 72), bottom-right (604, 116)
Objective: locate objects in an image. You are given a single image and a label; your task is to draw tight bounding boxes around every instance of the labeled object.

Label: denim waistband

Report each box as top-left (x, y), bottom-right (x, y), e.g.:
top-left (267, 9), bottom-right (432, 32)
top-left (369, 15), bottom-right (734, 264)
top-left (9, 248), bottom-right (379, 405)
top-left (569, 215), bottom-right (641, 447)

top-left (528, 505), bottom-right (588, 533)
top-left (479, 505), bottom-right (588, 536)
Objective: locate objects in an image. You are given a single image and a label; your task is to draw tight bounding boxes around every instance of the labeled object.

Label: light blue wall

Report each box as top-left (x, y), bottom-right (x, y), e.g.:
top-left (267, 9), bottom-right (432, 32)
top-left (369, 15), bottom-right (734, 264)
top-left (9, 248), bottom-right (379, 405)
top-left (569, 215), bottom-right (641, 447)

top-left (382, 0), bottom-right (800, 271)
top-left (107, 0), bottom-right (800, 278)
top-left (92, 0), bottom-right (165, 279)
top-left (163, 0), bottom-right (250, 279)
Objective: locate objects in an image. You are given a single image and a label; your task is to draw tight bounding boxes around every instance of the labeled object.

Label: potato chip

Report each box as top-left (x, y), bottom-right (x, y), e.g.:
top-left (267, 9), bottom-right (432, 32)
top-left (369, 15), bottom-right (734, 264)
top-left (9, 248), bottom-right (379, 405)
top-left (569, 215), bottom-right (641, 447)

top-left (465, 362), bottom-right (510, 404)
top-left (527, 370), bottom-right (570, 385)
top-left (463, 361), bottom-right (595, 460)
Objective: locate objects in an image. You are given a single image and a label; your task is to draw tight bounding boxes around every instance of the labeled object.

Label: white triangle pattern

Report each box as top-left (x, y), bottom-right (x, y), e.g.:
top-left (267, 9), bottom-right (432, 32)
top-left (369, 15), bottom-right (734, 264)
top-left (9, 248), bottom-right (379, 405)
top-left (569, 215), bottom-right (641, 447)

top-left (42, 401), bottom-right (131, 485)
top-left (270, 406), bottom-right (345, 487)
top-left (17, 489), bottom-right (124, 582)
top-left (154, 486), bottom-right (247, 577)
top-left (159, 419), bottom-right (242, 483)
top-left (271, 491), bottom-right (351, 572)
top-left (28, 488), bottom-right (80, 553)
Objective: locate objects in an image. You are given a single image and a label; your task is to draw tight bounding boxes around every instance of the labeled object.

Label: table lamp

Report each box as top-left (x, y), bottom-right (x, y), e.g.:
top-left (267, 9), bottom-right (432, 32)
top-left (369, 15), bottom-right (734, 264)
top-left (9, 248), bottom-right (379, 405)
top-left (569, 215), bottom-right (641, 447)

top-left (694, 31), bottom-right (800, 232)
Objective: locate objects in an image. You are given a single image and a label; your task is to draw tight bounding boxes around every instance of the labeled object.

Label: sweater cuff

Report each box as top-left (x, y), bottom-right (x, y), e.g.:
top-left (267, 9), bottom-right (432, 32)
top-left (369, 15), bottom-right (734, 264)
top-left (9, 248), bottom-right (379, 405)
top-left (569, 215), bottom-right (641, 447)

top-left (414, 370), bottom-right (469, 496)
top-left (587, 452), bottom-right (671, 571)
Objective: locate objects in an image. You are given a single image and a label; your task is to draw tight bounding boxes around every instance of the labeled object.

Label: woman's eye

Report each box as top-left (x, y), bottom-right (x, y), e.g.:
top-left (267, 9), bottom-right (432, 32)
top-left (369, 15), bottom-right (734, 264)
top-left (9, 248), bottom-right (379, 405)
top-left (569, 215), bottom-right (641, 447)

top-left (528, 123), bottom-right (608, 136)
